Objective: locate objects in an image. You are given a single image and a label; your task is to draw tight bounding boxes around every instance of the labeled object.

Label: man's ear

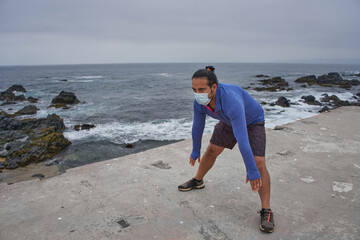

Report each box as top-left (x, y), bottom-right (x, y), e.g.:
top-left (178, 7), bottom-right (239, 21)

top-left (212, 83), bottom-right (218, 92)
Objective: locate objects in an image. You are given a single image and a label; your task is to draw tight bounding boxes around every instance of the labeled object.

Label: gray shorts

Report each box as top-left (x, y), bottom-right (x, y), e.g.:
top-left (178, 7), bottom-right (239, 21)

top-left (210, 121), bottom-right (266, 156)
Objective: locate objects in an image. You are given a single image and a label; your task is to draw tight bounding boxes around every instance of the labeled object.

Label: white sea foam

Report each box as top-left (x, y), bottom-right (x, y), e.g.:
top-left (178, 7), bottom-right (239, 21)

top-left (75, 75), bottom-right (104, 79)
top-left (64, 118), bottom-right (218, 144)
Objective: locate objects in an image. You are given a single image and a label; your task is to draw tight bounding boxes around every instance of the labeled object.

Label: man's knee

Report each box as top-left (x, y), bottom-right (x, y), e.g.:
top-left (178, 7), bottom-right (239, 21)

top-left (255, 156), bottom-right (266, 171)
top-left (206, 143), bottom-right (224, 157)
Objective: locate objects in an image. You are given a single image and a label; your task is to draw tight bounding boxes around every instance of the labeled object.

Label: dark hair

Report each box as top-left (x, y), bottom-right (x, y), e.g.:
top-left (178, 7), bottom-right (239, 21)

top-left (192, 66), bottom-right (218, 87)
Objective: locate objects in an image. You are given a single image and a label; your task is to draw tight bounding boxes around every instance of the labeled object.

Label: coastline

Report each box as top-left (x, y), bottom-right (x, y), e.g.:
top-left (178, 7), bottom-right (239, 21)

top-left (0, 105), bottom-right (356, 185)
top-left (1, 106), bottom-right (359, 239)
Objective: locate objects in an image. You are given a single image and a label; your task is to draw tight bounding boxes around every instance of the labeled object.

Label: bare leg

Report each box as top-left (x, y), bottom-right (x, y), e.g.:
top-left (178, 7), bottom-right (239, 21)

top-left (255, 156), bottom-right (271, 209)
top-left (194, 143), bottom-right (224, 180)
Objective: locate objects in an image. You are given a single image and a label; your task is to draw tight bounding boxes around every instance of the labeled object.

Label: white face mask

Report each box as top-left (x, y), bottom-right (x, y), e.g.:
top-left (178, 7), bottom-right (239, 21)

top-left (194, 89), bottom-right (213, 105)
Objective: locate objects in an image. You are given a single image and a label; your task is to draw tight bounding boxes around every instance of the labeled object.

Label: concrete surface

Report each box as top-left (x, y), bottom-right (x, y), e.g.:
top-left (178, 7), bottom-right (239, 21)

top-left (0, 106), bottom-right (359, 240)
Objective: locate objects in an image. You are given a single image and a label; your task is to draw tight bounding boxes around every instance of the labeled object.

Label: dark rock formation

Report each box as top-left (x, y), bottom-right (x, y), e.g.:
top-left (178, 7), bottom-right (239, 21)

top-left (275, 97), bottom-right (290, 107)
top-left (0, 90), bottom-right (15, 101)
top-left (295, 75), bottom-right (317, 85)
top-left (256, 74), bottom-right (269, 78)
top-left (125, 144), bottom-right (134, 149)
top-left (27, 97), bottom-right (39, 103)
top-left (0, 112), bottom-right (71, 169)
top-left (50, 91), bottom-right (80, 109)
top-left (14, 94), bottom-right (26, 102)
top-left (295, 72), bottom-right (360, 88)
top-left (319, 106), bottom-right (330, 113)
top-left (74, 124), bottom-right (95, 131)
top-left (320, 94), bottom-right (351, 108)
top-left (254, 77), bottom-right (292, 92)
top-left (301, 95), bottom-right (322, 106)
top-left (317, 72), bottom-right (343, 84)
top-left (14, 105), bottom-right (38, 116)
top-left (7, 85), bottom-right (26, 93)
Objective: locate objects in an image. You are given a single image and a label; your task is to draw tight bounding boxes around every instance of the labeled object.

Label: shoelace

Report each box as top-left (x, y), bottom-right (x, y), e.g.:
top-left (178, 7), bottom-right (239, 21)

top-left (258, 209), bottom-right (272, 222)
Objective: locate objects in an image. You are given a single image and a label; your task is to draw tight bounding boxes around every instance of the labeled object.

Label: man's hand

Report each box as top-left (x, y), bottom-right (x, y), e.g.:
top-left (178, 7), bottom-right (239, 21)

top-left (189, 156), bottom-right (200, 166)
top-left (246, 176), bottom-right (262, 192)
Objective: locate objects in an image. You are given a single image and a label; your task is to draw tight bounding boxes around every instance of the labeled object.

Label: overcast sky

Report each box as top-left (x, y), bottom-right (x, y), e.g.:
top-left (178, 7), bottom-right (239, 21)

top-left (0, 0), bottom-right (359, 66)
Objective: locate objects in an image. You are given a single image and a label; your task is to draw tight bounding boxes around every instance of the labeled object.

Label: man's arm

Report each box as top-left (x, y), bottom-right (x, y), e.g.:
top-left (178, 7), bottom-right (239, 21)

top-left (191, 101), bottom-right (206, 161)
top-left (225, 96), bottom-right (261, 181)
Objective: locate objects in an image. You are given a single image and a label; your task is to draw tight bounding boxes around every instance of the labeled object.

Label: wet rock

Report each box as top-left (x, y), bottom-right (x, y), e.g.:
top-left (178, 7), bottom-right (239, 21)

top-left (74, 124), bottom-right (95, 131)
top-left (14, 94), bottom-right (26, 102)
top-left (7, 85), bottom-right (26, 93)
top-left (50, 91), bottom-right (80, 108)
top-left (300, 84), bottom-right (307, 88)
top-left (301, 95), bottom-right (322, 106)
top-left (254, 77), bottom-right (292, 92)
top-left (357, 92), bottom-right (360, 97)
top-left (0, 112), bottom-right (71, 169)
top-left (125, 144), bottom-right (134, 149)
top-left (256, 74), bottom-right (269, 78)
top-left (14, 105), bottom-right (38, 116)
top-left (0, 90), bottom-right (15, 101)
top-left (295, 75), bottom-right (317, 85)
top-left (317, 72), bottom-right (343, 84)
top-left (319, 106), bottom-right (330, 113)
top-left (1, 101), bottom-right (17, 106)
top-left (275, 96), bottom-right (290, 107)
top-left (320, 94), bottom-right (341, 104)
top-left (27, 97), bottom-right (39, 103)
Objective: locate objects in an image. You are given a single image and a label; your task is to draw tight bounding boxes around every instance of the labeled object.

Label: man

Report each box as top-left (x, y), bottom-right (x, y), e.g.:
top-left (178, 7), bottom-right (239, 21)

top-left (178, 66), bottom-right (274, 233)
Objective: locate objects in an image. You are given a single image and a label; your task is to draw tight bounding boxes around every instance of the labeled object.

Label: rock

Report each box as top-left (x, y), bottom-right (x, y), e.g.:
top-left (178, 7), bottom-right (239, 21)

top-left (319, 106), bottom-right (330, 113)
top-left (50, 91), bottom-right (80, 108)
top-left (320, 94), bottom-right (341, 104)
top-left (14, 94), bottom-right (26, 102)
top-left (27, 97), bottom-right (39, 103)
top-left (275, 96), bottom-right (290, 107)
top-left (317, 72), bottom-right (343, 84)
top-left (295, 75), bottom-right (317, 85)
top-left (81, 124), bottom-right (95, 130)
top-left (301, 95), bottom-right (322, 106)
top-left (256, 74), bottom-right (269, 78)
top-left (260, 101), bottom-right (267, 105)
top-left (125, 144), bottom-right (134, 149)
top-left (1, 101), bottom-right (17, 106)
top-left (254, 77), bottom-right (292, 92)
top-left (357, 92), bottom-right (360, 97)
top-left (14, 105), bottom-right (38, 116)
top-left (7, 85), bottom-right (26, 93)
top-left (0, 90), bottom-right (15, 101)
top-left (0, 112), bottom-right (71, 169)
top-left (260, 77), bottom-right (289, 87)
top-left (60, 79), bottom-right (68, 82)
top-left (300, 84), bottom-right (307, 88)
top-left (74, 124), bottom-right (95, 131)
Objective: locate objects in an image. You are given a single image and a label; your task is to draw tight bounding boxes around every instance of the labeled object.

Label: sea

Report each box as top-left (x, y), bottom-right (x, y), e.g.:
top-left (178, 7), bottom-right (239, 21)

top-left (1, 63), bottom-right (359, 169)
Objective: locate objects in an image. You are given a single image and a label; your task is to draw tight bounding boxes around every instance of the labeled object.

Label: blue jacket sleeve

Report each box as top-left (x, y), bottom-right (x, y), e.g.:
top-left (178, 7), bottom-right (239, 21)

top-left (191, 101), bottom-right (206, 160)
top-left (225, 95), bottom-right (261, 181)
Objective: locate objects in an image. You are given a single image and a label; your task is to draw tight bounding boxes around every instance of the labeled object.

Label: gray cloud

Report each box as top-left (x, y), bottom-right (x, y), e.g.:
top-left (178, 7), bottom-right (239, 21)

top-left (0, 0), bottom-right (359, 65)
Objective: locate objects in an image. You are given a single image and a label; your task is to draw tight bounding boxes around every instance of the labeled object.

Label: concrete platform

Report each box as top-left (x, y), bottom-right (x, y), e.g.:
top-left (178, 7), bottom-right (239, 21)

top-left (1, 106), bottom-right (359, 240)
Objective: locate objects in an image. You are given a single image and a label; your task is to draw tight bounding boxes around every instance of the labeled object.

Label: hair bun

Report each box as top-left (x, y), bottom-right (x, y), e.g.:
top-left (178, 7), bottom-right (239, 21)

top-left (205, 66), bottom-right (215, 72)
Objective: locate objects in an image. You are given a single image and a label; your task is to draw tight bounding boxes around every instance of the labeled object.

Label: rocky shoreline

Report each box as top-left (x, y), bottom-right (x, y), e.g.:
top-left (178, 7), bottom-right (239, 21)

top-left (0, 85), bottom-right (93, 172)
top-left (251, 72), bottom-right (360, 111)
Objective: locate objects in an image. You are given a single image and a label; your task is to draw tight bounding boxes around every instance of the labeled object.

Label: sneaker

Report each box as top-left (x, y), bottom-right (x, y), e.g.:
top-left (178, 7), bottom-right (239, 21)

top-left (178, 178), bottom-right (205, 191)
top-left (258, 208), bottom-right (274, 233)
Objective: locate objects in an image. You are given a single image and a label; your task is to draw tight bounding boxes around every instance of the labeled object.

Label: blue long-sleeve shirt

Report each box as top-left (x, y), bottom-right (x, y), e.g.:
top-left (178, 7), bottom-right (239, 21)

top-left (191, 83), bottom-right (264, 181)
